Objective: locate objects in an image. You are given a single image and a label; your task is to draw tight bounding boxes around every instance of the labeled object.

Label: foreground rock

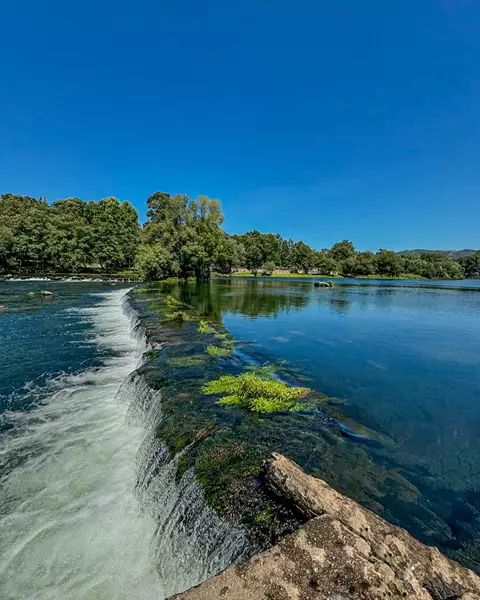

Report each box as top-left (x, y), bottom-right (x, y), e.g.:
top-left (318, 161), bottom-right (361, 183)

top-left (170, 453), bottom-right (480, 600)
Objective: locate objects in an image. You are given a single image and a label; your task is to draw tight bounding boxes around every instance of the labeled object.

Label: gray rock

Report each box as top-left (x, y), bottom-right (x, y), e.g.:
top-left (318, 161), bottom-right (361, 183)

top-left (169, 453), bottom-right (480, 600)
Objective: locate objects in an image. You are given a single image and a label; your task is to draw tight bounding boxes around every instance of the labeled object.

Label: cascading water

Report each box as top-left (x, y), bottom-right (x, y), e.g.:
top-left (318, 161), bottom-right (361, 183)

top-left (0, 288), bottom-right (248, 600)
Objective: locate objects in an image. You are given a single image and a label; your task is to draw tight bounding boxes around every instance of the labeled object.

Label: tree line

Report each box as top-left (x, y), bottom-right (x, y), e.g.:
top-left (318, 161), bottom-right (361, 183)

top-left (1, 192), bottom-right (479, 280)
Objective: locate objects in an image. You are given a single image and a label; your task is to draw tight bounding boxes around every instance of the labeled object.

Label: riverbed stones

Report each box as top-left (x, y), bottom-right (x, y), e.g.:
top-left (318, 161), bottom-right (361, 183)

top-left (169, 453), bottom-right (480, 600)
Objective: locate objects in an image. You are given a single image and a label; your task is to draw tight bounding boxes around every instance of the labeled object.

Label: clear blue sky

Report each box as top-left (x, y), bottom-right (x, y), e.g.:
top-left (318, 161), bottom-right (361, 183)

top-left (1, 0), bottom-right (479, 251)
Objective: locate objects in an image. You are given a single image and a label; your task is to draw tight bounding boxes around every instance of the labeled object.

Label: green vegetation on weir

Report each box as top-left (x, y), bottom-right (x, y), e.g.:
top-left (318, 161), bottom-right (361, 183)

top-left (1, 192), bottom-right (479, 279)
top-left (128, 283), bottom-right (431, 555)
top-left (202, 372), bottom-right (311, 414)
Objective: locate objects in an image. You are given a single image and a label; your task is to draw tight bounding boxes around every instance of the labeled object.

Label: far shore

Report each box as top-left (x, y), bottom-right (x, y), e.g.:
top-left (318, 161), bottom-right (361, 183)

top-left (2, 272), bottom-right (476, 283)
top-left (216, 271), bottom-right (437, 281)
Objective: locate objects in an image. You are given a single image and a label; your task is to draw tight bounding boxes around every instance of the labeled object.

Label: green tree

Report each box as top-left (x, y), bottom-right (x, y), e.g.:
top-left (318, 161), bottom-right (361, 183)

top-left (215, 236), bottom-right (245, 274)
top-left (0, 224), bottom-right (14, 272)
top-left (375, 249), bottom-right (403, 277)
top-left (291, 241), bottom-right (315, 273)
top-left (140, 192), bottom-right (224, 281)
top-left (50, 198), bottom-right (94, 271)
top-left (329, 240), bottom-right (356, 262)
top-left (87, 197), bottom-right (140, 271)
top-left (263, 260), bottom-right (277, 275)
top-left (135, 244), bottom-right (175, 281)
top-left (352, 251), bottom-right (376, 276)
top-left (460, 253), bottom-right (480, 279)
top-left (0, 194), bottom-right (54, 272)
top-left (314, 251), bottom-right (338, 275)
top-left (245, 244), bottom-right (263, 275)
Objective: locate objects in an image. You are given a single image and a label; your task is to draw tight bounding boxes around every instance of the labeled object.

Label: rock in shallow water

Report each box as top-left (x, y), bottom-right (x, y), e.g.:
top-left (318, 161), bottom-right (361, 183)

top-left (169, 453), bottom-right (480, 600)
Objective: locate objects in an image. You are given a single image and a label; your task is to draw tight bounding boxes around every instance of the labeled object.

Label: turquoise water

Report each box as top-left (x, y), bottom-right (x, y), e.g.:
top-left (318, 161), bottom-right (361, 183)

top-left (2, 277), bottom-right (480, 593)
top-left (0, 282), bottom-right (167, 600)
top-left (177, 278), bottom-right (480, 567)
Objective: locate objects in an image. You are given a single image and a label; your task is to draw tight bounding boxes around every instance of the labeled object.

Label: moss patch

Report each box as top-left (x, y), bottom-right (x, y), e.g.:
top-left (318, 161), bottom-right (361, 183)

top-left (163, 310), bottom-right (192, 323)
top-left (202, 372), bottom-right (311, 414)
top-left (168, 355), bottom-right (207, 367)
top-left (206, 341), bottom-right (234, 357)
top-left (198, 320), bottom-right (216, 333)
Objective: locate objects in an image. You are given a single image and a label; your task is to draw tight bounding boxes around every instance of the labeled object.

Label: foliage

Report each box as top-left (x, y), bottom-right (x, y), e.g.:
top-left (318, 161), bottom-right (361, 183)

top-left (0, 193), bottom-right (140, 273)
top-left (135, 244), bottom-right (174, 281)
top-left (139, 191), bottom-right (224, 282)
top-left (263, 260), bottom-right (277, 275)
top-left (201, 372), bottom-right (311, 414)
top-left (291, 241), bottom-right (315, 273)
top-left (459, 253), bottom-right (480, 279)
top-left (0, 191), bottom-right (474, 280)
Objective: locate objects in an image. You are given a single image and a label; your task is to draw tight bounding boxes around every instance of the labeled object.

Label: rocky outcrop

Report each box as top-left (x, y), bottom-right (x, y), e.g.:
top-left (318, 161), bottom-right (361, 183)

top-left (314, 281), bottom-right (331, 288)
top-left (170, 453), bottom-right (480, 600)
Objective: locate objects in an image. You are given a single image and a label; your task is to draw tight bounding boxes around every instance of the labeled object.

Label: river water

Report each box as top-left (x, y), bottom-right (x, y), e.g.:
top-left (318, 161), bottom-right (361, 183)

top-left (2, 278), bottom-right (480, 597)
top-left (0, 283), bottom-right (165, 600)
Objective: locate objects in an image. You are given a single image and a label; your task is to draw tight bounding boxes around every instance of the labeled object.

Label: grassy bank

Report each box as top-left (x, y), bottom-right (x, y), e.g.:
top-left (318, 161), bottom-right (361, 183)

top-left (214, 272), bottom-right (342, 279)
top-left (215, 272), bottom-right (433, 280)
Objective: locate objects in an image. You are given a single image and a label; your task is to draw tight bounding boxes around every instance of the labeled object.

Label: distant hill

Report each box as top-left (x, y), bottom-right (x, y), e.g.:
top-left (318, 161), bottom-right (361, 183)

top-left (399, 249), bottom-right (479, 259)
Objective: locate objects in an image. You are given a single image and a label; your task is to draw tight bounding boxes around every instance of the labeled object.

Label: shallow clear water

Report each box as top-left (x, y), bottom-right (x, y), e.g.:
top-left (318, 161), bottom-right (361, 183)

top-left (0, 283), bottom-right (165, 600)
top-left (3, 277), bottom-right (480, 593)
top-left (172, 277), bottom-right (480, 566)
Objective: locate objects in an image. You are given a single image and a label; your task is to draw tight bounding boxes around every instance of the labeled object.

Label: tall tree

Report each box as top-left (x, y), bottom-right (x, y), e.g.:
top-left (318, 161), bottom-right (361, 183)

top-left (329, 240), bottom-right (356, 262)
top-left (291, 241), bottom-right (315, 273)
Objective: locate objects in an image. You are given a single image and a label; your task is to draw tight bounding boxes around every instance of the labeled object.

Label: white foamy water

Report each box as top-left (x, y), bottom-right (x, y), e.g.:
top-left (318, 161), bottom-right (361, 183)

top-left (0, 290), bottom-right (166, 600)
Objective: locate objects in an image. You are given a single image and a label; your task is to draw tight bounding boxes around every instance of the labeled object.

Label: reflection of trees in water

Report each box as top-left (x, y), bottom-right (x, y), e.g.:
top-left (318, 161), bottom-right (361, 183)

top-left (175, 279), bottom-right (310, 320)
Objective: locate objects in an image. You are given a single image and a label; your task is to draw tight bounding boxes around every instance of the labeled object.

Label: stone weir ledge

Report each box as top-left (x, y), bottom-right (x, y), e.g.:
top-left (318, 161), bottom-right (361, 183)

top-left (170, 453), bottom-right (480, 600)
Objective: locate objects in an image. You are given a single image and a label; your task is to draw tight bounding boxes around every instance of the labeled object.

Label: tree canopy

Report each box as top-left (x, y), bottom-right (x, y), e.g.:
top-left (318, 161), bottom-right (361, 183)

top-left (0, 191), bottom-right (476, 280)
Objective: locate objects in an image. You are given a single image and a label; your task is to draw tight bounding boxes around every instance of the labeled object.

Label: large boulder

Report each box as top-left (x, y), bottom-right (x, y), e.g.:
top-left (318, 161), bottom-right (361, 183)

top-left (169, 453), bottom-right (480, 600)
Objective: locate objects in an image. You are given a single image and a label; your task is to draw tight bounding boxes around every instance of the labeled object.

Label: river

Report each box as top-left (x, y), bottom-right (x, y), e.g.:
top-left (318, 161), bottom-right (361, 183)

top-left (0, 283), bottom-right (165, 600)
top-left (1, 278), bottom-right (480, 598)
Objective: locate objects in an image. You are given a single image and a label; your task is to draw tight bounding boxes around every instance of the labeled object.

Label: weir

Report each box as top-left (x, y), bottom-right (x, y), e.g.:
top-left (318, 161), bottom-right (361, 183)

top-left (0, 288), bottom-right (251, 600)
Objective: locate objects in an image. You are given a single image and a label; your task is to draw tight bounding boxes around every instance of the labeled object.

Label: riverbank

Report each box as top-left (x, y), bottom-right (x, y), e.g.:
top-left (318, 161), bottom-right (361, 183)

top-left (0, 273), bottom-right (141, 282)
top-left (218, 271), bottom-right (437, 280)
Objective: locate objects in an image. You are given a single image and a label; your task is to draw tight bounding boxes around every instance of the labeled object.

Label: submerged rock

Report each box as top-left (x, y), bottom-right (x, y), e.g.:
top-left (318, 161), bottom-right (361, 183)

top-left (170, 453), bottom-right (480, 600)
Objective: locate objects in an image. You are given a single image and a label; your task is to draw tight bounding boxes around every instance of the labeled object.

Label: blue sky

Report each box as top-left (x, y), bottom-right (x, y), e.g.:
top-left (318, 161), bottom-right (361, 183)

top-left (1, 0), bottom-right (479, 250)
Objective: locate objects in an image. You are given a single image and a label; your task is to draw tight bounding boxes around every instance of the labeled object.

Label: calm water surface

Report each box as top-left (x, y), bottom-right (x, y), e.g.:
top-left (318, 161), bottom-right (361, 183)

top-left (179, 278), bottom-right (480, 566)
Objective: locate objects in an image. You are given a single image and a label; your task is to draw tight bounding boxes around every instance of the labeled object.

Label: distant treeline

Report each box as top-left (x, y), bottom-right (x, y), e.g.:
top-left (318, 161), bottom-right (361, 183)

top-left (1, 192), bottom-right (479, 280)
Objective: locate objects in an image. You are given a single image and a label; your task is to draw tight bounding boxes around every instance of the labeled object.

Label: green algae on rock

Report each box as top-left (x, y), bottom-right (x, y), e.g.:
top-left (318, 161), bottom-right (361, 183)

top-left (198, 320), bottom-right (216, 334)
top-left (202, 372), bottom-right (311, 414)
top-left (205, 341), bottom-right (234, 357)
top-left (168, 356), bottom-right (207, 367)
top-left (163, 310), bottom-right (193, 323)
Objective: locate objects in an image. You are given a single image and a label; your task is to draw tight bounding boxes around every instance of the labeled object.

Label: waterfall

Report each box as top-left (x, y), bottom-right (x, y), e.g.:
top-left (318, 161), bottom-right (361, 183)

top-left (0, 288), bottom-right (249, 600)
